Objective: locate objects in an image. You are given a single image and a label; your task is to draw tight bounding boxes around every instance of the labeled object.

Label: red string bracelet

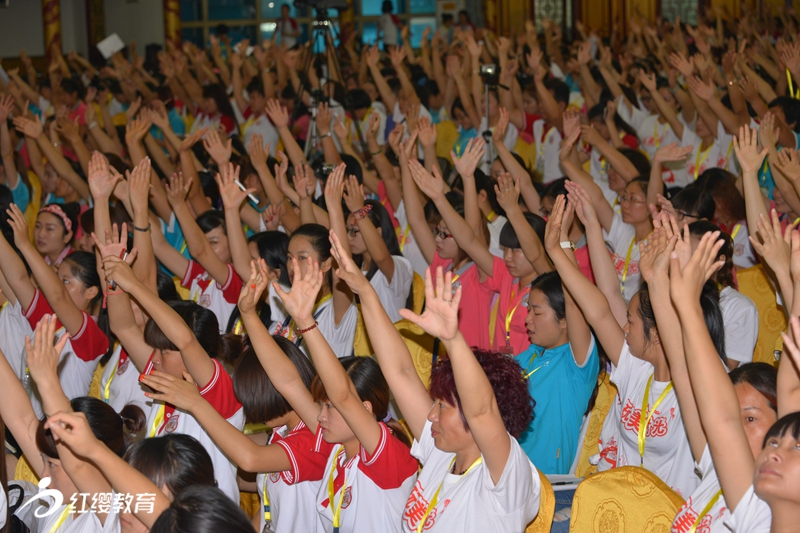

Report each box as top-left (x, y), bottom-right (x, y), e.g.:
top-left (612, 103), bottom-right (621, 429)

top-left (353, 204), bottom-right (373, 222)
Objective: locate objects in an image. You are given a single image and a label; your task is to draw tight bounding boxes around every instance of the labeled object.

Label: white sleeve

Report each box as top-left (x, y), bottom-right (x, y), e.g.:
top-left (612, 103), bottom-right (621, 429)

top-left (681, 125), bottom-right (701, 148)
top-left (723, 293), bottom-right (758, 365)
top-left (616, 95), bottom-right (647, 131)
top-left (504, 122), bottom-right (519, 151)
top-left (410, 418), bottom-right (438, 464)
top-left (604, 212), bottom-right (634, 250)
top-left (723, 485), bottom-right (772, 533)
top-left (0, 483), bottom-right (5, 530)
top-left (388, 256), bottom-right (414, 300)
top-left (482, 438), bottom-right (541, 517)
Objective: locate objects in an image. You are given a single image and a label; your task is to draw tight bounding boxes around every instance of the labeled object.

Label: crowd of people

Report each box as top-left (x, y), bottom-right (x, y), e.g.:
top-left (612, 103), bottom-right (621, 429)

top-left (0, 5), bottom-right (799, 532)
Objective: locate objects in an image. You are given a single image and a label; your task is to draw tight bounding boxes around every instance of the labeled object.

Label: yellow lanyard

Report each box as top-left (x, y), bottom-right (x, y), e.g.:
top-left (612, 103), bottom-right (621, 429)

top-left (262, 473), bottom-right (272, 524)
top-left (486, 210), bottom-right (497, 223)
top-left (687, 489), bottom-right (723, 533)
top-left (537, 127), bottom-right (557, 166)
top-left (730, 223), bottom-right (742, 240)
top-left (103, 343), bottom-right (121, 404)
top-left (241, 114), bottom-right (259, 136)
top-left (504, 284), bottom-right (530, 347)
top-left (793, 217), bottom-right (800, 228)
top-left (787, 69), bottom-right (800, 99)
top-left (416, 456), bottom-right (483, 533)
top-left (397, 224), bottom-right (410, 252)
top-left (521, 350), bottom-right (545, 380)
top-left (48, 504), bottom-right (73, 533)
top-left (637, 374), bottom-right (674, 465)
top-left (288, 293), bottom-right (332, 339)
top-left (620, 237), bottom-right (636, 297)
top-left (232, 317), bottom-right (245, 336)
top-left (694, 144), bottom-right (712, 180)
top-left (327, 446), bottom-right (350, 533)
top-left (149, 403), bottom-right (166, 438)
top-left (653, 121), bottom-right (669, 149)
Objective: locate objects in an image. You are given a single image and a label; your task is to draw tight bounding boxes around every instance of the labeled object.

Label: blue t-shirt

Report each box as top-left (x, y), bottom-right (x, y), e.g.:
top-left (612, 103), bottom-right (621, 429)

top-left (159, 213), bottom-right (192, 277)
top-left (453, 127), bottom-right (478, 157)
top-left (9, 172), bottom-right (30, 214)
top-left (515, 336), bottom-right (599, 474)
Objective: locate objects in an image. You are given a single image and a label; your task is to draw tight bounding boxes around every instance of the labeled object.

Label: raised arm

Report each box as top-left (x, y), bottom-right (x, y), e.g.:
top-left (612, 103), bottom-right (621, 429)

top-left (366, 46), bottom-right (397, 114)
top-left (342, 176), bottom-right (396, 282)
top-left (265, 99), bottom-right (307, 169)
top-left (410, 159), bottom-right (495, 274)
top-left (495, 174), bottom-right (551, 275)
top-left (102, 254), bottom-right (216, 387)
top-left (0, 344), bottom-right (43, 476)
top-left (399, 133), bottom-right (436, 262)
top-left (561, 128), bottom-right (616, 232)
top-left (639, 72), bottom-right (683, 139)
top-left (736, 125), bottom-right (771, 252)
top-left (401, 267), bottom-right (510, 483)
top-left (0, 96), bottom-right (19, 192)
top-left (217, 163), bottom-right (258, 283)
top-left (671, 231), bottom-right (753, 512)
top-left (647, 143), bottom-right (693, 208)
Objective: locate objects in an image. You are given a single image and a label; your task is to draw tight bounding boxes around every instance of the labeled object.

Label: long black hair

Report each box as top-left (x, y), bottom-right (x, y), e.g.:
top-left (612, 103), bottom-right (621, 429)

top-left (588, 101), bottom-right (639, 140)
top-left (151, 486), bottom-right (253, 533)
top-left (124, 434), bottom-right (215, 496)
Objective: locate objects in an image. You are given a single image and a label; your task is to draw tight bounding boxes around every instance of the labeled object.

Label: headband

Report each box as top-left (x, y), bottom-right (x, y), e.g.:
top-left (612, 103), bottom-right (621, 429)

top-left (40, 205), bottom-right (73, 233)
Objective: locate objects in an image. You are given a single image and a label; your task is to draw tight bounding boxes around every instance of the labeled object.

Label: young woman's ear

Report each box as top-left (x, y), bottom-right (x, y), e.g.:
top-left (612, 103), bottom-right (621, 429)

top-left (649, 327), bottom-right (661, 347)
top-left (84, 284), bottom-right (100, 302)
top-left (63, 230), bottom-right (74, 245)
top-left (319, 256), bottom-right (333, 273)
top-left (362, 400), bottom-right (374, 415)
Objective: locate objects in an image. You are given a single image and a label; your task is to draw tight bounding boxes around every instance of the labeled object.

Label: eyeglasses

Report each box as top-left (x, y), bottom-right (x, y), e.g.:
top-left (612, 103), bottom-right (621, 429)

top-left (435, 229), bottom-right (453, 240)
top-left (346, 227), bottom-right (360, 237)
top-left (676, 211), bottom-right (698, 221)
top-left (618, 195), bottom-right (646, 205)
top-left (539, 207), bottom-right (552, 218)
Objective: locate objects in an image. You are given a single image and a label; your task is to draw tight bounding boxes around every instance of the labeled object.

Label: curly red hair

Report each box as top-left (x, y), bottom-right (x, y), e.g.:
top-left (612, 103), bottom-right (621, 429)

top-left (429, 349), bottom-right (534, 438)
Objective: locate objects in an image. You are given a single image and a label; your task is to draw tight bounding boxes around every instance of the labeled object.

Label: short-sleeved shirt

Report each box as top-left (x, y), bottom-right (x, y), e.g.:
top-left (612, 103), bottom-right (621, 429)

top-left (241, 105), bottom-right (279, 157)
top-left (604, 213), bottom-right (643, 302)
top-left (403, 418), bottom-right (540, 532)
top-left (671, 446), bottom-right (728, 533)
top-left (722, 485), bottom-right (771, 533)
top-left (393, 200), bottom-right (432, 277)
top-left (257, 421), bottom-right (334, 533)
top-left (0, 300), bottom-right (33, 381)
top-left (181, 260), bottom-right (243, 334)
top-left (272, 294), bottom-right (359, 358)
top-left (368, 256), bottom-right (413, 324)
top-left (277, 17), bottom-right (299, 48)
top-left (431, 252), bottom-right (493, 351)
top-left (144, 357), bottom-right (244, 502)
top-left (683, 122), bottom-right (735, 182)
top-left (9, 172), bottom-right (30, 214)
top-left (532, 120), bottom-right (563, 183)
top-left (24, 289), bottom-right (109, 419)
top-left (380, 13), bottom-right (401, 46)
top-left (515, 337), bottom-right (600, 474)
top-left (99, 344), bottom-right (151, 413)
top-left (729, 221), bottom-right (757, 269)
top-left (482, 256), bottom-right (533, 355)
top-left (314, 422), bottom-right (418, 533)
top-left (605, 341), bottom-right (699, 497)
top-left (487, 214), bottom-right (507, 258)
top-left (719, 286), bottom-right (758, 367)
top-left (189, 109), bottom-right (236, 137)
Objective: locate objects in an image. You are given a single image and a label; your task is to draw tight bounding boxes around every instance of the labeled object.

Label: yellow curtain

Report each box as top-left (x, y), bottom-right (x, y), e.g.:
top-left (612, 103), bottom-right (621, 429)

top-left (484, 0), bottom-right (531, 38)
top-left (43, 0), bottom-right (61, 60)
top-left (164, 0), bottom-right (182, 47)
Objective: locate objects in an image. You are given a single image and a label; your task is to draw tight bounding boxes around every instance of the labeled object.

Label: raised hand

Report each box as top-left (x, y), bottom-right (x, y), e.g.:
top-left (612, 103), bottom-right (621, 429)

top-left (100, 252), bottom-right (141, 293)
top-left (12, 116), bottom-right (43, 139)
top-left (560, 127), bottom-right (582, 160)
top-left (203, 128), bottom-right (233, 167)
top-left (654, 142), bottom-right (693, 164)
top-left (179, 127), bottom-right (208, 153)
top-left (26, 315), bottom-right (70, 384)
top-left (686, 75), bottom-right (715, 101)
top-left (760, 112), bottom-right (779, 149)
top-left (216, 163), bottom-right (252, 210)
top-left (238, 259), bottom-right (269, 316)
top-left (638, 71), bottom-right (657, 91)
top-left (247, 133), bottom-right (268, 171)
top-left (417, 117), bottom-right (437, 148)
top-left (775, 148), bottom-right (800, 182)
top-left (408, 159), bottom-right (445, 202)
top-left (639, 224), bottom-right (676, 283)
top-left (0, 94), bottom-right (14, 122)
top-left (323, 162), bottom-right (347, 208)
top-left (44, 411), bottom-right (104, 460)
top-left (669, 230), bottom-right (725, 307)
top-left (128, 157), bottom-right (152, 214)
top-left (332, 114), bottom-right (349, 143)
top-left (494, 173), bottom-right (520, 213)
top-left (733, 124), bottom-right (768, 175)
top-left (6, 204), bottom-right (31, 248)
top-left (329, 229), bottom-right (371, 295)
top-left (316, 102), bottom-right (333, 134)
top-left (492, 107), bottom-right (510, 143)
top-left (265, 99), bottom-right (290, 129)
top-left (293, 164), bottom-right (314, 201)
top-left (669, 52), bottom-right (694, 78)
top-left (343, 175), bottom-right (365, 213)
top-left (262, 203), bottom-right (281, 231)
top-left (88, 151), bottom-right (123, 200)
top-left (562, 108), bottom-right (581, 140)
top-left (141, 370), bottom-right (203, 412)
top-left (750, 210), bottom-right (792, 276)
top-left (451, 137), bottom-right (486, 179)
top-left (91, 222), bottom-right (135, 261)
top-left (543, 194), bottom-right (568, 252)
top-left (165, 172), bottom-right (192, 207)
top-left (398, 267), bottom-right (461, 341)
top-left (273, 257), bottom-right (323, 327)
top-left (565, 180), bottom-right (597, 227)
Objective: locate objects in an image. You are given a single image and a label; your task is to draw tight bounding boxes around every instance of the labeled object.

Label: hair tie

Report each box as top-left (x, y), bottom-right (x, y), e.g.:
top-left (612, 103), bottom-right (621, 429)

top-left (41, 204), bottom-right (73, 233)
top-left (382, 412), bottom-right (393, 424)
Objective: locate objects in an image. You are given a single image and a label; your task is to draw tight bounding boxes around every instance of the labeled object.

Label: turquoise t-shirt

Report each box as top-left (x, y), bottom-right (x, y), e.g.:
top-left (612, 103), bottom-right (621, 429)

top-left (757, 131), bottom-right (800, 200)
top-left (452, 127), bottom-right (477, 157)
top-left (159, 213), bottom-right (192, 278)
top-left (515, 336), bottom-right (599, 474)
top-left (9, 172), bottom-right (30, 214)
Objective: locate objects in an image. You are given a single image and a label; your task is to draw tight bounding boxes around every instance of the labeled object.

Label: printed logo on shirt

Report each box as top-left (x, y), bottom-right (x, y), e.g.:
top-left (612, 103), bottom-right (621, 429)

top-left (165, 413), bottom-right (180, 433)
top-left (734, 243), bottom-right (745, 257)
top-left (598, 437), bottom-right (618, 469)
top-left (117, 359), bottom-right (129, 375)
top-left (672, 503), bottom-right (711, 533)
top-left (269, 472), bottom-right (281, 483)
top-left (403, 481), bottom-right (437, 530)
top-left (198, 294), bottom-right (211, 308)
top-left (611, 254), bottom-right (640, 276)
top-left (341, 486), bottom-right (353, 509)
top-left (620, 399), bottom-right (673, 437)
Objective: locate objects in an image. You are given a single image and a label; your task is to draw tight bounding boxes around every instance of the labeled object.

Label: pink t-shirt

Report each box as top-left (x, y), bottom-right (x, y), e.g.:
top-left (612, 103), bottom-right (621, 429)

top-left (431, 252), bottom-right (492, 350)
top-left (574, 243), bottom-right (595, 284)
top-left (482, 256), bottom-right (531, 355)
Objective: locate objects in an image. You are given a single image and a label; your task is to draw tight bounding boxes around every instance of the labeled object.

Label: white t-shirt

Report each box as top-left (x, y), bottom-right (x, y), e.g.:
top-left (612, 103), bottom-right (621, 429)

top-left (478, 117), bottom-right (518, 175)
top-left (12, 480), bottom-right (107, 533)
top-left (181, 261), bottom-right (243, 334)
top-left (607, 342), bottom-right (700, 497)
top-left (367, 256), bottom-right (413, 324)
top-left (315, 423), bottom-right (419, 533)
top-left (731, 222), bottom-right (757, 269)
top-left (722, 485), bottom-right (771, 533)
top-left (349, 106), bottom-right (387, 148)
top-left (532, 119), bottom-right (563, 184)
top-left (272, 295), bottom-right (358, 358)
top-left (0, 483), bottom-right (5, 530)
top-left (240, 105), bottom-right (279, 157)
top-left (100, 344), bottom-right (151, 413)
top-left (719, 286), bottom-right (758, 367)
top-left (277, 17), bottom-right (299, 48)
top-left (604, 213), bottom-right (643, 302)
top-left (487, 214), bottom-right (507, 258)
top-left (394, 200), bottom-right (432, 277)
top-left (589, 146), bottom-right (623, 206)
top-left (671, 446), bottom-right (728, 533)
top-left (402, 418), bottom-right (540, 532)
top-left (379, 13), bottom-right (400, 46)
top-left (682, 122), bottom-right (734, 183)
top-left (257, 421), bottom-right (330, 533)
top-left (143, 358), bottom-right (245, 502)
top-left (392, 102), bottom-right (433, 160)
top-left (0, 299), bottom-right (33, 381)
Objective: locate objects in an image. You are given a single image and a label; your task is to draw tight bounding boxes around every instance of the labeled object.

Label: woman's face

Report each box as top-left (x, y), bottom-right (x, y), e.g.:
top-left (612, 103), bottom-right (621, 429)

top-left (525, 289), bottom-right (566, 348)
top-left (623, 292), bottom-right (650, 359)
top-left (363, 82), bottom-right (379, 103)
top-left (287, 235), bottom-right (325, 284)
top-left (620, 183), bottom-right (649, 225)
top-left (735, 382), bottom-right (778, 460)
top-left (772, 188), bottom-right (793, 215)
top-left (607, 167), bottom-right (628, 194)
top-left (243, 172), bottom-right (265, 200)
top-left (490, 159), bottom-right (506, 181)
top-left (58, 261), bottom-right (97, 313)
top-left (317, 400), bottom-right (354, 444)
top-left (75, 230), bottom-right (95, 253)
top-left (346, 214), bottom-right (367, 255)
top-left (434, 221), bottom-right (459, 260)
top-left (753, 429), bottom-right (800, 505)
top-left (54, 175), bottom-right (74, 199)
top-left (695, 116), bottom-right (711, 138)
top-left (42, 164), bottom-right (59, 195)
top-left (41, 454), bottom-right (78, 502)
top-left (150, 348), bottom-right (186, 379)
top-left (202, 96), bottom-right (218, 116)
top-left (427, 398), bottom-right (471, 453)
top-left (35, 212), bottom-right (71, 258)
top-left (522, 93), bottom-right (539, 116)
top-left (205, 226), bottom-right (231, 265)
top-left (453, 107), bottom-right (472, 131)
top-left (502, 246), bottom-right (535, 280)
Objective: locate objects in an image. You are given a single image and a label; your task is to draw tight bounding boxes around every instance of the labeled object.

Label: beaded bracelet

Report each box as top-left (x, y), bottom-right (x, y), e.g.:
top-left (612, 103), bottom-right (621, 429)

top-left (296, 321), bottom-right (319, 335)
top-left (353, 204), bottom-right (373, 222)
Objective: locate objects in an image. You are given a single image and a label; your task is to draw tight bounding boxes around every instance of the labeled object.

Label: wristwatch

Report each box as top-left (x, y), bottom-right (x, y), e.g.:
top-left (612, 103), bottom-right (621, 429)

top-left (560, 241), bottom-right (575, 251)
